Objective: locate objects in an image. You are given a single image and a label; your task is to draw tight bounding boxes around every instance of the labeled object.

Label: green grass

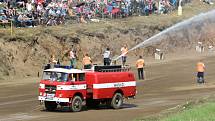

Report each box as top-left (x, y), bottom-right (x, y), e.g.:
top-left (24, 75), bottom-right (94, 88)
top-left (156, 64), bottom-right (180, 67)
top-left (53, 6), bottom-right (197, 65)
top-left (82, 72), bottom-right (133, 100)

top-left (160, 102), bottom-right (215, 121)
top-left (137, 102), bottom-right (215, 121)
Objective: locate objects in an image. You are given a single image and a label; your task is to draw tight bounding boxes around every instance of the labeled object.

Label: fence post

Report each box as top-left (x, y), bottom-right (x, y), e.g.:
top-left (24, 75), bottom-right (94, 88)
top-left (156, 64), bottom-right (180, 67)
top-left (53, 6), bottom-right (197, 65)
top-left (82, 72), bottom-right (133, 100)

top-left (10, 20), bottom-right (13, 36)
top-left (178, 0), bottom-right (183, 16)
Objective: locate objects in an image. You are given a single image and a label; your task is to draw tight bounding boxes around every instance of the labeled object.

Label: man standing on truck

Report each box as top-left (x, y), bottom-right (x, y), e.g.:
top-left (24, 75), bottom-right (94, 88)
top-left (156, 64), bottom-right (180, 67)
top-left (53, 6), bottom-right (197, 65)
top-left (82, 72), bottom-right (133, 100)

top-left (82, 53), bottom-right (92, 69)
top-left (136, 56), bottom-right (145, 80)
top-left (121, 45), bottom-right (128, 67)
top-left (196, 60), bottom-right (205, 84)
top-left (69, 49), bottom-right (77, 68)
top-left (103, 47), bottom-right (111, 65)
top-left (49, 54), bottom-right (58, 68)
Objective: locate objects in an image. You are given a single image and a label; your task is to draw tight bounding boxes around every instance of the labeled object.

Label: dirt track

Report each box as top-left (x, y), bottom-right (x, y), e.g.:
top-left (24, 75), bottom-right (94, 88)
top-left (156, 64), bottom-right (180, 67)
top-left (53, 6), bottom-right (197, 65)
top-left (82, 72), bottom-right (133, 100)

top-left (0, 53), bottom-right (215, 121)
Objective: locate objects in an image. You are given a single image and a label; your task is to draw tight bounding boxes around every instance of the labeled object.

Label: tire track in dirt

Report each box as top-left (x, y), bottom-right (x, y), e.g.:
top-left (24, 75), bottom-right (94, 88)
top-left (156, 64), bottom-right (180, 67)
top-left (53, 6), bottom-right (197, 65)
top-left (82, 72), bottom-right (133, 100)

top-left (0, 54), bottom-right (215, 121)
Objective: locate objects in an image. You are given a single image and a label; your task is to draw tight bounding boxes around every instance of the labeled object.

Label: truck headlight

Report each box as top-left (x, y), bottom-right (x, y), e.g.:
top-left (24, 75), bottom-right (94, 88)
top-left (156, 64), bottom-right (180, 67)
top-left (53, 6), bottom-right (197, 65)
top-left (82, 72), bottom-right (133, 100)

top-left (39, 83), bottom-right (45, 89)
top-left (43, 93), bottom-right (46, 96)
top-left (59, 94), bottom-right (62, 98)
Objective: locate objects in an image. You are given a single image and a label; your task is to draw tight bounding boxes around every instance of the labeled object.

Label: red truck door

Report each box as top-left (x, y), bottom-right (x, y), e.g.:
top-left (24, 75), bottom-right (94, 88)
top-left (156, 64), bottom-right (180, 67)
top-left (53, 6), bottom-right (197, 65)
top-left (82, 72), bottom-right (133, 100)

top-left (69, 73), bottom-right (87, 100)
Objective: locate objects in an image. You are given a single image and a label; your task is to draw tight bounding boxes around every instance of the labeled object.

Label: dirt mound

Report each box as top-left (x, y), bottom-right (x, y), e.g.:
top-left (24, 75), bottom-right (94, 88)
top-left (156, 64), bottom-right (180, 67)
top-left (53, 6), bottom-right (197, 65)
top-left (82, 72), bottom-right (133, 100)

top-left (1, 21), bottom-right (214, 78)
top-left (0, 33), bottom-right (81, 78)
top-left (0, 24), bottom-right (166, 78)
top-left (1, 4), bottom-right (215, 78)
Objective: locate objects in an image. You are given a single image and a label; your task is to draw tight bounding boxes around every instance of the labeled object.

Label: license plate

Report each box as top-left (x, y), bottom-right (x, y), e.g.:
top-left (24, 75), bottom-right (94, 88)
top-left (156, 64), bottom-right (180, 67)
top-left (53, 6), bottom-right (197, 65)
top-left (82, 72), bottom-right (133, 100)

top-left (46, 94), bottom-right (55, 100)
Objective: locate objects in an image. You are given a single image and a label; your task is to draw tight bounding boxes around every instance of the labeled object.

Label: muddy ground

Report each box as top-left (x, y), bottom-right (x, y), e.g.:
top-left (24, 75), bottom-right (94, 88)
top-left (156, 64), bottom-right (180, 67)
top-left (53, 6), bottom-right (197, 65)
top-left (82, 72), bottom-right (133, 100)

top-left (0, 1), bottom-right (215, 120)
top-left (0, 52), bottom-right (215, 121)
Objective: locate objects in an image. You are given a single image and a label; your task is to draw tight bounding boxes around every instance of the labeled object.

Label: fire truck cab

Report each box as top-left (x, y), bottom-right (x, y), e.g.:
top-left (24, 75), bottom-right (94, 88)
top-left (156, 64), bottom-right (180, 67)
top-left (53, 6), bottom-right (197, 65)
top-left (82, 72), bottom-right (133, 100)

top-left (38, 65), bottom-right (136, 112)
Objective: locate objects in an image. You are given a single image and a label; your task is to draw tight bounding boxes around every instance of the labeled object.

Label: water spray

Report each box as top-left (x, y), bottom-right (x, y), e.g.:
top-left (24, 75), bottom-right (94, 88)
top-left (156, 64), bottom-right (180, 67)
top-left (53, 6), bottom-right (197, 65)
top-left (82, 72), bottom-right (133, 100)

top-left (112, 9), bottom-right (215, 63)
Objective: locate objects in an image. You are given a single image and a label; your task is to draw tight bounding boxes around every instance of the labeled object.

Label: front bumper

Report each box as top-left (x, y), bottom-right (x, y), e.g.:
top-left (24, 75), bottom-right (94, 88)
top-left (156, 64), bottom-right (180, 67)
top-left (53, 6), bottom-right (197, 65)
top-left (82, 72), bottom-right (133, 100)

top-left (38, 96), bottom-right (70, 103)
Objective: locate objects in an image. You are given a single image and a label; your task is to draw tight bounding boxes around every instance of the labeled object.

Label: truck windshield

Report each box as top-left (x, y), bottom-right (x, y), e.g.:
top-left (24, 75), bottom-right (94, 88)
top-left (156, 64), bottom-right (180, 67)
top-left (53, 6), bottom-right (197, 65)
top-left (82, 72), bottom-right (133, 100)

top-left (42, 71), bottom-right (68, 82)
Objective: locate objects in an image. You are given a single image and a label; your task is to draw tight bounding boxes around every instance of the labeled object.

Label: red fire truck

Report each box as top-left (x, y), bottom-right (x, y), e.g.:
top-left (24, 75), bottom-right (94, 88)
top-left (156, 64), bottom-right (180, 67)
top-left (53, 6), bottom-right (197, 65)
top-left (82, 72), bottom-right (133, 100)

top-left (38, 65), bottom-right (136, 112)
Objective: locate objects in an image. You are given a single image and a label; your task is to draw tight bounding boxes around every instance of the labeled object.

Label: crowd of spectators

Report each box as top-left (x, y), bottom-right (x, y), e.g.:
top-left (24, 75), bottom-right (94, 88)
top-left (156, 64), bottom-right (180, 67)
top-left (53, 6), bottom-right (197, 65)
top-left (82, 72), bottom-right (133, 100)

top-left (0, 0), bottom-right (186, 28)
top-left (201, 0), bottom-right (214, 4)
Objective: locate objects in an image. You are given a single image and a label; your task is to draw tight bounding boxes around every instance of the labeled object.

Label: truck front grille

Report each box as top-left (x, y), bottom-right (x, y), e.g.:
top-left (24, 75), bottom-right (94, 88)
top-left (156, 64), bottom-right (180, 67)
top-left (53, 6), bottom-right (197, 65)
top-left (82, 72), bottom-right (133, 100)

top-left (45, 85), bottom-right (56, 94)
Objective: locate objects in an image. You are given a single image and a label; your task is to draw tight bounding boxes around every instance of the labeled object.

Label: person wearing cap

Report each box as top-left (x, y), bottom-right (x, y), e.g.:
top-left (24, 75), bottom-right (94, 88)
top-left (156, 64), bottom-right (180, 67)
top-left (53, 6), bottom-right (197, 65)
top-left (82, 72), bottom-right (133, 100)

top-left (196, 60), bottom-right (205, 84)
top-left (136, 56), bottom-right (145, 80)
top-left (82, 54), bottom-right (92, 69)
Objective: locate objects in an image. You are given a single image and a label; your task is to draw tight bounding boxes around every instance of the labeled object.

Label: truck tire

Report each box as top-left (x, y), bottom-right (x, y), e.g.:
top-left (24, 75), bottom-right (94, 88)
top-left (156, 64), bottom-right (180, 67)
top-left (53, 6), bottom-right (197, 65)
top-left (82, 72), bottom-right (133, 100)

top-left (70, 96), bottom-right (83, 112)
top-left (111, 93), bottom-right (123, 109)
top-left (45, 101), bottom-right (57, 111)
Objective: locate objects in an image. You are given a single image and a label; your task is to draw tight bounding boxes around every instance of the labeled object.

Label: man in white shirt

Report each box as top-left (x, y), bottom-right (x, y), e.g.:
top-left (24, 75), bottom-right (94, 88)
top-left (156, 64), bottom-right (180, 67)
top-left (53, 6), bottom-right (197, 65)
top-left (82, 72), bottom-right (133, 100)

top-left (69, 49), bottom-right (77, 68)
top-left (103, 48), bottom-right (111, 65)
top-left (26, 2), bottom-right (32, 12)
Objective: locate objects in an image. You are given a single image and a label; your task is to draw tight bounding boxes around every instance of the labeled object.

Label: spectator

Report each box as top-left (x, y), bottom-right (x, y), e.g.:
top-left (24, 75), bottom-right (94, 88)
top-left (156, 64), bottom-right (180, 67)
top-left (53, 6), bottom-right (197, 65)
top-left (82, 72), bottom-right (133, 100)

top-left (202, 0), bottom-right (214, 4)
top-left (0, 12), bottom-right (9, 28)
top-left (144, 2), bottom-right (149, 16)
top-left (80, 14), bottom-right (87, 23)
top-left (0, 13), bottom-right (8, 22)
top-left (159, 0), bottom-right (166, 14)
top-left (0, 0), bottom-right (191, 27)
top-left (46, 16), bottom-right (57, 26)
top-left (37, 3), bottom-right (43, 12)
top-left (170, 0), bottom-right (177, 7)
top-left (26, 1), bottom-right (33, 12)
top-left (16, 0), bottom-right (25, 8)
top-left (17, 13), bottom-right (33, 27)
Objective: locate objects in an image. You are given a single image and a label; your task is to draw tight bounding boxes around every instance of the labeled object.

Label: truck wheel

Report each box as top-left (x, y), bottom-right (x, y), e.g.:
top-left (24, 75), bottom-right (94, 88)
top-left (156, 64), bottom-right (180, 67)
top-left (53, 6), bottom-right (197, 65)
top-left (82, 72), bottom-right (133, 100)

top-left (111, 93), bottom-right (123, 109)
top-left (70, 96), bottom-right (83, 112)
top-left (45, 101), bottom-right (57, 111)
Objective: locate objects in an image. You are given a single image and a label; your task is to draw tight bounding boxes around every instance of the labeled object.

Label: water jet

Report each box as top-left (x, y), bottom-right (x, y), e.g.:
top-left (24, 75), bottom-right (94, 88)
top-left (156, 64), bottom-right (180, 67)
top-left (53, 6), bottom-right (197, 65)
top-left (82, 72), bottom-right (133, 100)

top-left (113, 9), bottom-right (215, 62)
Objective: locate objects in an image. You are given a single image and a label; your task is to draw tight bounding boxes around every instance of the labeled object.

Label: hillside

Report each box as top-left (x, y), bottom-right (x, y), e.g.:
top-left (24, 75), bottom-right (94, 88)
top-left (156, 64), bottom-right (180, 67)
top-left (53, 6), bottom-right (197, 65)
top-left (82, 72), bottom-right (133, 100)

top-left (0, 1), bottom-right (215, 78)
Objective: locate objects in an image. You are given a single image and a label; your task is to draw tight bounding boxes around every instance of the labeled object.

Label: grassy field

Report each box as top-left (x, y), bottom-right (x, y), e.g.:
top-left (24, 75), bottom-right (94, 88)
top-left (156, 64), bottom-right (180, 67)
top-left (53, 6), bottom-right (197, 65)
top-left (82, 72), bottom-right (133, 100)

top-left (137, 100), bottom-right (215, 121)
top-left (161, 102), bottom-right (215, 121)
